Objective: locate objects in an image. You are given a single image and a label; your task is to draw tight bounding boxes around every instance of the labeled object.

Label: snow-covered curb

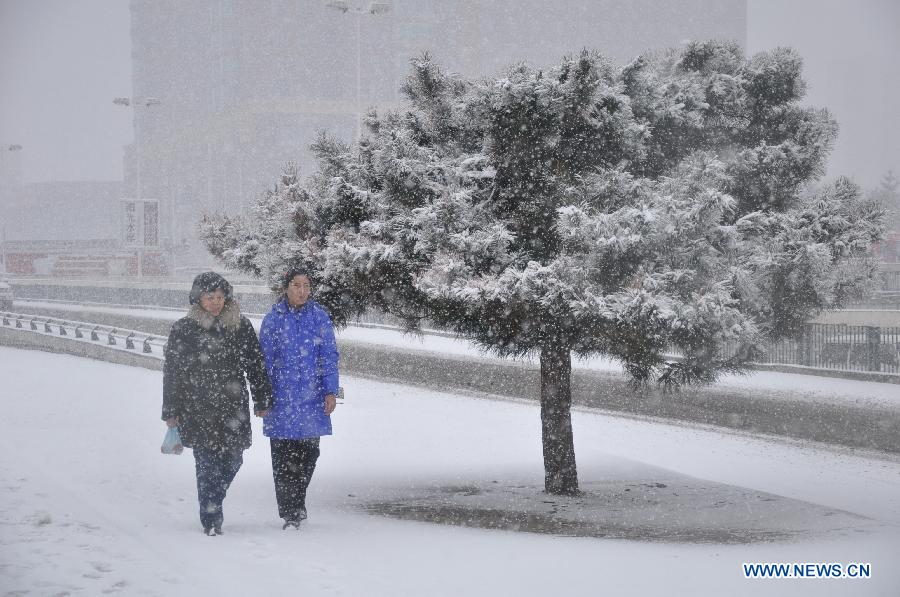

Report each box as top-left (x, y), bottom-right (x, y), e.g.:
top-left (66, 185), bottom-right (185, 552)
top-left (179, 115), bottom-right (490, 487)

top-left (3, 308), bottom-right (900, 456)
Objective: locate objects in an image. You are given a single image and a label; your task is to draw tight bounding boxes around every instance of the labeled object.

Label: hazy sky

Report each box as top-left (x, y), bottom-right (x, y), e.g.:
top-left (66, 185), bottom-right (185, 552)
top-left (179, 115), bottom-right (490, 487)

top-left (1, 0), bottom-right (897, 187)
top-left (0, 0), bottom-right (131, 183)
top-left (747, 0), bottom-right (900, 187)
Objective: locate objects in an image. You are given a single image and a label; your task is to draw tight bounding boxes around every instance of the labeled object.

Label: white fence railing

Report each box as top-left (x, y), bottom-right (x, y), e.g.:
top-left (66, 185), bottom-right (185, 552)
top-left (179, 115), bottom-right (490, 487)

top-left (1, 311), bottom-right (166, 357)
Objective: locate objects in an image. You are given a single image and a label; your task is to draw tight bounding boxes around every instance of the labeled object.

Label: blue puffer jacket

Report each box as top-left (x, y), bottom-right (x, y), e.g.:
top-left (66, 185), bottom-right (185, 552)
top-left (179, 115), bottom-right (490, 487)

top-left (259, 298), bottom-right (339, 439)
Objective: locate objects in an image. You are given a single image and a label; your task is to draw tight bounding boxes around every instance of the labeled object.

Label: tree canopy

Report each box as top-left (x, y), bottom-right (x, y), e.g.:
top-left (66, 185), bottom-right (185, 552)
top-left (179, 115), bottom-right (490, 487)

top-left (204, 41), bottom-right (883, 386)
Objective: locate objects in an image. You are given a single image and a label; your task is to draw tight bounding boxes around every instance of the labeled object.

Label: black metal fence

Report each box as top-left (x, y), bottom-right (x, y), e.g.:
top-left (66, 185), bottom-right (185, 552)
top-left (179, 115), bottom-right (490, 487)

top-left (8, 280), bottom-right (900, 377)
top-left (759, 324), bottom-right (900, 375)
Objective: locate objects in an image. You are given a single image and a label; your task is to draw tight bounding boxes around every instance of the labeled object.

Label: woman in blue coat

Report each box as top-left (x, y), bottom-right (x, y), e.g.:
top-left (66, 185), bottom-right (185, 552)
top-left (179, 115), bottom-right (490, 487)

top-left (259, 268), bottom-right (339, 529)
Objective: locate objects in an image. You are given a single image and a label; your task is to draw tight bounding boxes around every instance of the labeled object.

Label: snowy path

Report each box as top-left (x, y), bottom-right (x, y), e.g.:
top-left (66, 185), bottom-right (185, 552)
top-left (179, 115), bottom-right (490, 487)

top-left (1, 347), bottom-right (899, 596)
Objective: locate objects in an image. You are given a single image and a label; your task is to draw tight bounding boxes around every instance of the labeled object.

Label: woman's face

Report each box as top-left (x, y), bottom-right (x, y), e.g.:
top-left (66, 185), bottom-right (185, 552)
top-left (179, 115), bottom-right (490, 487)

top-left (199, 289), bottom-right (226, 316)
top-left (286, 274), bottom-right (311, 308)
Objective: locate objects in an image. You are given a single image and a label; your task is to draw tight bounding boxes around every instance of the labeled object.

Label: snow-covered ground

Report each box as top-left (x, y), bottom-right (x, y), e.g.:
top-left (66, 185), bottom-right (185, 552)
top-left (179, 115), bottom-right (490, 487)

top-left (13, 298), bottom-right (900, 411)
top-left (1, 346), bottom-right (899, 596)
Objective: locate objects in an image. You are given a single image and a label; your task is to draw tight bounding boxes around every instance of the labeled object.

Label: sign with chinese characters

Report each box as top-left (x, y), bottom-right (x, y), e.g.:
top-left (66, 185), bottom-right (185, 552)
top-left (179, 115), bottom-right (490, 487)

top-left (143, 200), bottom-right (159, 247)
top-left (121, 199), bottom-right (159, 248)
top-left (122, 199), bottom-right (138, 247)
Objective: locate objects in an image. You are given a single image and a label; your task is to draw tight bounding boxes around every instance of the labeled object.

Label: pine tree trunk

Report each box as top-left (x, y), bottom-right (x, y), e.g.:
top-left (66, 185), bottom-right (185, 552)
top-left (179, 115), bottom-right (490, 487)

top-left (539, 342), bottom-right (578, 495)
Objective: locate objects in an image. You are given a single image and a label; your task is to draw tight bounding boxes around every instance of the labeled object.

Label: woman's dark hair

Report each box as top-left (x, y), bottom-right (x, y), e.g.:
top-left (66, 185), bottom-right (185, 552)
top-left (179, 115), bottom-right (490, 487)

top-left (189, 271), bottom-right (233, 305)
top-left (282, 267), bottom-right (312, 289)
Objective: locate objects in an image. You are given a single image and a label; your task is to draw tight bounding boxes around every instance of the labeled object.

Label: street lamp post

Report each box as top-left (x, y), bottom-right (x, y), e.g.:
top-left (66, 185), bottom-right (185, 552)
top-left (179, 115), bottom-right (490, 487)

top-left (0, 144), bottom-right (23, 275)
top-left (325, 1), bottom-right (391, 142)
top-left (0, 225), bottom-right (6, 276)
top-left (113, 96), bottom-right (162, 278)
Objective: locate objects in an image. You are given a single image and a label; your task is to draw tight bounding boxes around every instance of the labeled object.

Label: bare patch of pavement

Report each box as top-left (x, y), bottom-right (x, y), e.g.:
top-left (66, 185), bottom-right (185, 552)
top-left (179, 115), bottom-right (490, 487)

top-left (363, 478), bottom-right (877, 544)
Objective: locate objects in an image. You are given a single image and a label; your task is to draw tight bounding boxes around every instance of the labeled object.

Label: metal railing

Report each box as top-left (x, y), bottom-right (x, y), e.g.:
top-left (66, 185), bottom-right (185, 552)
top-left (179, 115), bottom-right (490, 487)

top-left (10, 298), bottom-right (461, 339)
top-left (1, 309), bottom-right (353, 403)
top-left (757, 324), bottom-right (900, 374)
top-left (1, 311), bottom-right (166, 358)
top-left (5, 308), bottom-right (899, 378)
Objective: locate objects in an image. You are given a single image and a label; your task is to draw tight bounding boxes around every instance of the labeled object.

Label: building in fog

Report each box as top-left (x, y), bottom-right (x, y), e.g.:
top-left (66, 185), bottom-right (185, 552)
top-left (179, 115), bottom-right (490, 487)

top-left (1, 180), bottom-right (129, 276)
top-left (126, 0), bottom-right (747, 264)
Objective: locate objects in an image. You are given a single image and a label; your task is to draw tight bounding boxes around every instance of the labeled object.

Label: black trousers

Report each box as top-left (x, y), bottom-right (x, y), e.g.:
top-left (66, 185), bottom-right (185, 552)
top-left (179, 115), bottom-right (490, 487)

top-left (270, 437), bottom-right (320, 520)
top-left (193, 445), bottom-right (243, 530)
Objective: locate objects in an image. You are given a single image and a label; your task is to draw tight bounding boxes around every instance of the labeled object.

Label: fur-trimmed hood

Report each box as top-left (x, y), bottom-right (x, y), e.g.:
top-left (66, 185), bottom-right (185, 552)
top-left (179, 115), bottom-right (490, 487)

top-left (187, 298), bottom-right (242, 331)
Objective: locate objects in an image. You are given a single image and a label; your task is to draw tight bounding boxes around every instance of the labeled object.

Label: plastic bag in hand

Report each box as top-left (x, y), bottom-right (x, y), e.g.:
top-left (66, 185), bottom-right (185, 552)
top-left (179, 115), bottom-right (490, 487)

top-left (161, 426), bottom-right (184, 455)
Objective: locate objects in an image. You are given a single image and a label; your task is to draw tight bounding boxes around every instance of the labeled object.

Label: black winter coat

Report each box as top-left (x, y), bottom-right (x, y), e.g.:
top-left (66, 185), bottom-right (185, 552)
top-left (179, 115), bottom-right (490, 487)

top-left (162, 300), bottom-right (273, 450)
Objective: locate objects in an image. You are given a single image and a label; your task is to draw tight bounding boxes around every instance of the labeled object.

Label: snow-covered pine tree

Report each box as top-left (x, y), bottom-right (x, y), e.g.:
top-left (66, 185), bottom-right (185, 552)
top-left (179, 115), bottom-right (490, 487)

top-left (202, 42), bottom-right (884, 495)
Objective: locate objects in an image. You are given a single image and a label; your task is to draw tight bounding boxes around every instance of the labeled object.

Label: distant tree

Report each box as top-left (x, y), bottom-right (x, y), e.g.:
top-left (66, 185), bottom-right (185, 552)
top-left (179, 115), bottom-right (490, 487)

top-left (869, 170), bottom-right (899, 232)
top-left (202, 42), bottom-right (884, 495)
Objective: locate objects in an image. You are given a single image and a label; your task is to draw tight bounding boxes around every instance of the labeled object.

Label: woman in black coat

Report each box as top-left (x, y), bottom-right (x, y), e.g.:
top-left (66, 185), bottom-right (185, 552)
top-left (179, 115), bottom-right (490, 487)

top-left (162, 272), bottom-right (273, 536)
